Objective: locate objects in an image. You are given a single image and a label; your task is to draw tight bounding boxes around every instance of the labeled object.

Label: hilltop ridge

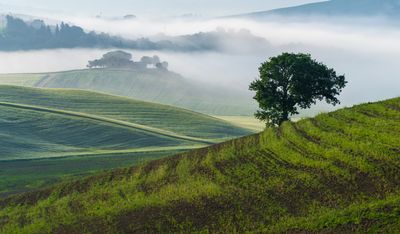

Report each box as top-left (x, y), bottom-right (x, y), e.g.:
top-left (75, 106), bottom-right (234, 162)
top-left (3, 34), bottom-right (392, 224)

top-left (0, 69), bottom-right (256, 115)
top-left (238, 0), bottom-right (400, 21)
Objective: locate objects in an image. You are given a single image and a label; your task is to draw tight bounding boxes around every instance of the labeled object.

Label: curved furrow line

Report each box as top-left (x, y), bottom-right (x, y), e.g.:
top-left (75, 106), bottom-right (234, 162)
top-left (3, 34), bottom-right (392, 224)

top-left (0, 102), bottom-right (216, 145)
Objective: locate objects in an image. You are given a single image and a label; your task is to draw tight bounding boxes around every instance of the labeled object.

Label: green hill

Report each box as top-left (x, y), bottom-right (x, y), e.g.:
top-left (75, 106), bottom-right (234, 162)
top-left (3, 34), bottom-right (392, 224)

top-left (0, 69), bottom-right (256, 115)
top-left (0, 73), bottom-right (43, 86)
top-left (0, 97), bottom-right (399, 233)
top-left (0, 86), bottom-right (250, 140)
top-left (0, 85), bottom-right (251, 196)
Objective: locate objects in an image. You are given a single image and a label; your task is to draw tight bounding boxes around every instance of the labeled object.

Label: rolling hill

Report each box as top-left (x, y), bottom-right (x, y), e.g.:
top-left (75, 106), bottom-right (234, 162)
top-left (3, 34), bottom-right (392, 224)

top-left (0, 97), bottom-right (399, 233)
top-left (0, 69), bottom-right (257, 115)
top-left (239, 0), bottom-right (400, 20)
top-left (0, 85), bottom-right (252, 196)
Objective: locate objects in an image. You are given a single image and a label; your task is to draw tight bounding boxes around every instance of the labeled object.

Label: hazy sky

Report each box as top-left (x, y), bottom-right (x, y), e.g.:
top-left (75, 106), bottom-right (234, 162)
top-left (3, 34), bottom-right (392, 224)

top-left (0, 0), bottom-right (322, 18)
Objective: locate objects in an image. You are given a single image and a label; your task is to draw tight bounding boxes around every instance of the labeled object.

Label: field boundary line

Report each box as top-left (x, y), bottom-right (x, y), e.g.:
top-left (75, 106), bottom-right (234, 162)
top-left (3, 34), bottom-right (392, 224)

top-left (0, 102), bottom-right (217, 145)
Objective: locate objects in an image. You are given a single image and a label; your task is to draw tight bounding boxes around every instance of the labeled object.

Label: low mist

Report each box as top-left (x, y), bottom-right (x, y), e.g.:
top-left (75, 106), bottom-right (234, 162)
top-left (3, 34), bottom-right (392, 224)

top-left (0, 16), bottom-right (399, 112)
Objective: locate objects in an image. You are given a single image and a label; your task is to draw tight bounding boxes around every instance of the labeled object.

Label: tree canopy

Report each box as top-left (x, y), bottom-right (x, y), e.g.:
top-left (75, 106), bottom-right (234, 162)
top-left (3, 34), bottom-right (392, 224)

top-left (88, 51), bottom-right (133, 68)
top-left (87, 51), bottom-right (169, 70)
top-left (249, 53), bottom-right (347, 126)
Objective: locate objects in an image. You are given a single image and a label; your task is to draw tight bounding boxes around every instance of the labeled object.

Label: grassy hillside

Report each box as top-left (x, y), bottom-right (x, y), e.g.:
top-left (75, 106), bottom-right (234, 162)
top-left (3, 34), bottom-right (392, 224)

top-left (0, 103), bottom-right (199, 161)
top-left (0, 85), bottom-right (251, 196)
top-left (0, 86), bottom-right (251, 140)
top-left (0, 151), bottom-right (182, 198)
top-left (214, 115), bottom-right (265, 132)
top-left (0, 69), bottom-right (257, 115)
top-left (0, 73), bottom-right (44, 86)
top-left (0, 97), bottom-right (399, 233)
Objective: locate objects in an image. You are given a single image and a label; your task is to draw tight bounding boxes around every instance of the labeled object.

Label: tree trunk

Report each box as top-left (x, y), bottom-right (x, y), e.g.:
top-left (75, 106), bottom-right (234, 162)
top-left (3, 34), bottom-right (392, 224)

top-left (280, 84), bottom-right (290, 125)
top-left (279, 111), bottom-right (289, 125)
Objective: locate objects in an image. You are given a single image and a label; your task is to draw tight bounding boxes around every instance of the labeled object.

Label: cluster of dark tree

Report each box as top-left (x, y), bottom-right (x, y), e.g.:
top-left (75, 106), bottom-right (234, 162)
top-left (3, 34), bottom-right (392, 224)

top-left (87, 51), bottom-right (169, 70)
top-left (0, 15), bottom-right (269, 52)
top-left (0, 16), bottom-right (127, 51)
top-left (0, 16), bottom-right (197, 51)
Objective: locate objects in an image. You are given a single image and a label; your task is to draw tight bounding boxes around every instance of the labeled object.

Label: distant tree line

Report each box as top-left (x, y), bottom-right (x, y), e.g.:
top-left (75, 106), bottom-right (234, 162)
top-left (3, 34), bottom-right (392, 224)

top-left (0, 16), bottom-right (179, 51)
top-left (87, 51), bottom-right (169, 70)
top-left (0, 16), bottom-right (180, 51)
top-left (0, 15), bottom-right (269, 52)
top-left (0, 16), bottom-right (126, 50)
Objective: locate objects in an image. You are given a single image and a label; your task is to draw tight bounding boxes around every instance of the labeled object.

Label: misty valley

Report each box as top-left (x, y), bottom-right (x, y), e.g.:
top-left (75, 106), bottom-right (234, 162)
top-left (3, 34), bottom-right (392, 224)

top-left (0, 0), bottom-right (399, 233)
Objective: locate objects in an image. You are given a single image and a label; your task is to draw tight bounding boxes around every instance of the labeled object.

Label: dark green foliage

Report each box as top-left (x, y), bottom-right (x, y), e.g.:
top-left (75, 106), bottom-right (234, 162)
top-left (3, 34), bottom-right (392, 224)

top-left (87, 51), bottom-right (134, 68)
top-left (250, 53), bottom-right (347, 126)
top-left (0, 97), bottom-right (399, 233)
top-left (87, 51), bottom-right (169, 70)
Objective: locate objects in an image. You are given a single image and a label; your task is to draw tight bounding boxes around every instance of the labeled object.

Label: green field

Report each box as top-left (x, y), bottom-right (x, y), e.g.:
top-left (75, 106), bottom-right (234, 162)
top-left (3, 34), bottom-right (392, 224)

top-left (0, 69), bottom-right (256, 115)
top-left (0, 85), bottom-right (251, 196)
top-left (0, 73), bottom-right (45, 86)
top-left (0, 97), bottom-right (399, 233)
top-left (0, 86), bottom-right (251, 140)
top-left (0, 150), bottom-right (185, 198)
top-left (214, 115), bottom-right (265, 132)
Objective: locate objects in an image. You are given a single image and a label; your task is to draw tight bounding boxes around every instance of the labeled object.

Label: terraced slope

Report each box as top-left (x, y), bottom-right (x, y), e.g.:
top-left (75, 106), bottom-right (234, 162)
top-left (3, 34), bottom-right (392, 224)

top-left (0, 86), bottom-right (251, 140)
top-left (1, 97), bottom-right (399, 233)
top-left (0, 103), bottom-right (199, 161)
top-left (0, 85), bottom-right (251, 196)
top-left (0, 69), bottom-right (257, 115)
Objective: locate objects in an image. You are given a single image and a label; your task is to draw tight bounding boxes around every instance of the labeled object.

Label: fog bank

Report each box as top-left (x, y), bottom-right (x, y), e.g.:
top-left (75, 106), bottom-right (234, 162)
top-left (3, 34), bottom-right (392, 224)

top-left (0, 16), bottom-right (399, 112)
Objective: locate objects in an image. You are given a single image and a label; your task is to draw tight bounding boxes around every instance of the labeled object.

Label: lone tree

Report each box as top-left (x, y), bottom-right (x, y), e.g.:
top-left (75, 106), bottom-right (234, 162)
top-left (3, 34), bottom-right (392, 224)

top-left (249, 53), bottom-right (347, 126)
